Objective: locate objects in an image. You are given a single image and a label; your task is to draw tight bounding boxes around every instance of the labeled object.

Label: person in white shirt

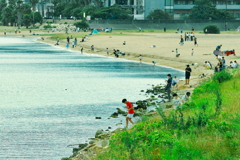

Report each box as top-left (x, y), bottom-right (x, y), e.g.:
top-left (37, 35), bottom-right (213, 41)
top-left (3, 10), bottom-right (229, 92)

top-left (234, 61), bottom-right (239, 68)
top-left (172, 93), bottom-right (182, 110)
top-left (182, 92), bottom-right (191, 103)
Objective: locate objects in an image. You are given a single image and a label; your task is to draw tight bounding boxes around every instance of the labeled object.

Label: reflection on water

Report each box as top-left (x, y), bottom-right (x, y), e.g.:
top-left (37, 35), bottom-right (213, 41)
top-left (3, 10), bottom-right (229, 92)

top-left (0, 37), bottom-right (183, 159)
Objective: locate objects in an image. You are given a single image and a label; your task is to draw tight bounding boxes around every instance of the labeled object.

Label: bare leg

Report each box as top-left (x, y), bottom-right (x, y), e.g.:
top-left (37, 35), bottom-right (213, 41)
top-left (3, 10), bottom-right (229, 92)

top-left (126, 117), bottom-right (129, 128)
top-left (129, 118), bottom-right (134, 125)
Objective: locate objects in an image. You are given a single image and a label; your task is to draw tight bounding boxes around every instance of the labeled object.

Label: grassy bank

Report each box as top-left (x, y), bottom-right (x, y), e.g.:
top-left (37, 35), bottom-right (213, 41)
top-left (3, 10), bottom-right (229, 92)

top-left (93, 69), bottom-right (240, 160)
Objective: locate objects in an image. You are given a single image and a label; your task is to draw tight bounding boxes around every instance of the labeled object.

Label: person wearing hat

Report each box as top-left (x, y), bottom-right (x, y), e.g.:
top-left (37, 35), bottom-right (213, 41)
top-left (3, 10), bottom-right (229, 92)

top-left (165, 74), bottom-right (172, 102)
top-left (185, 65), bottom-right (192, 84)
top-left (122, 99), bottom-right (134, 128)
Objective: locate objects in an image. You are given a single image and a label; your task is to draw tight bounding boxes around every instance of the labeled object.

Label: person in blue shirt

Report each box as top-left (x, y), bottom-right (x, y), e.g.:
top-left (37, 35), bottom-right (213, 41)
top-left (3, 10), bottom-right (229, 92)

top-left (216, 44), bottom-right (222, 51)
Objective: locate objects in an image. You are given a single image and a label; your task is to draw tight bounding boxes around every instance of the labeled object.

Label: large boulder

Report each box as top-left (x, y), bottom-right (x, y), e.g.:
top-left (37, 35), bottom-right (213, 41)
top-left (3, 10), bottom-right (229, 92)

top-left (95, 129), bottom-right (107, 138)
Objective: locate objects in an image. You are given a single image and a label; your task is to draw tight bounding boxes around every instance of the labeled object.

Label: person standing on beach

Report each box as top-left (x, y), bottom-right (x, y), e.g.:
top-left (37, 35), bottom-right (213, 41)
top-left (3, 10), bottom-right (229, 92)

top-left (165, 74), bottom-right (172, 102)
top-left (80, 47), bottom-right (83, 54)
top-left (66, 43), bottom-right (69, 49)
top-left (67, 36), bottom-right (70, 43)
top-left (4, 29), bottom-right (6, 36)
top-left (185, 65), bottom-right (192, 84)
top-left (72, 41), bottom-right (75, 48)
top-left (164, 27), bottom-right (166, 32)
top-left (139, 55), bottom-right (142, 63)
top-left (194, 37), bottom-right (198, 46)
top-left (74, 38), bottom-right (77, 47)
top-left (106, 48), bottom-right (109, 55)
top-left (191, 48), bottom-right (194, 56)
top-left (122, 99), bottom-right (134, 128)
top-left (175, 48), bottom-right (180, 57)
top-left (91, 45), bottom-right (94, 51)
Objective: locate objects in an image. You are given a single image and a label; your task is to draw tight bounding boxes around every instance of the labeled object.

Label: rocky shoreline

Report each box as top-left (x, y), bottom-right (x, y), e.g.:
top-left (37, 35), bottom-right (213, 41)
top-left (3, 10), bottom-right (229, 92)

top-left (62, 83), bottom-right (194, 160)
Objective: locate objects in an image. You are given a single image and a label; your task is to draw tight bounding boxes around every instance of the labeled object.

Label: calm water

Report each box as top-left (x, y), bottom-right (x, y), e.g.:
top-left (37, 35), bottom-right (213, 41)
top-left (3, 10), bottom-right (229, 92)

top-left (0, 37), bottom-right (183, 159)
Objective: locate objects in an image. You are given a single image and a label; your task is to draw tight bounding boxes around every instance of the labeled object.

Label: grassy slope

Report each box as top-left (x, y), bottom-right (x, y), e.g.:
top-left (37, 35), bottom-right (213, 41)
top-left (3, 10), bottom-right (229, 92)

top-left (93, 69), bottom-right (240, 160)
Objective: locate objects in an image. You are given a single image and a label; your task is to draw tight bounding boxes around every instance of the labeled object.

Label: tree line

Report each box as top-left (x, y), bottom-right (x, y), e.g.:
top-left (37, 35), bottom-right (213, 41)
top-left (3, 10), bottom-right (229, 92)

top-left (0, 0), bottom-right (42, 28)
top-left (0, 0), bottom-right (235, 28)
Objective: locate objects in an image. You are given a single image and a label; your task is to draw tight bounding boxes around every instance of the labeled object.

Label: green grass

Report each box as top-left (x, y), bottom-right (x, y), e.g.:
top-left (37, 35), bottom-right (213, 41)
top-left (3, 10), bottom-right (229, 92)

top-left (92, 69), bottom-right (240, 160)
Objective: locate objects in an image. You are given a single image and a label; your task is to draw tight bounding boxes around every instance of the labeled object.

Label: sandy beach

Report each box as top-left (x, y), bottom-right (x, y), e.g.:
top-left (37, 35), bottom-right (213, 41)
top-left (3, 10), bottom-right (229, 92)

top-left (3, 30), bottom-right (239, 89)
top-left (35, 31), bottom-right (239, 89)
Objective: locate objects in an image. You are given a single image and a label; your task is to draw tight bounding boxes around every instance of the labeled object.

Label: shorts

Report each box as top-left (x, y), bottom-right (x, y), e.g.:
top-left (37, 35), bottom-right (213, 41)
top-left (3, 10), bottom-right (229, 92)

top-left (127, 114), bottom-right (134, 119)
top-left (185, 74), bottom-right (190, 79)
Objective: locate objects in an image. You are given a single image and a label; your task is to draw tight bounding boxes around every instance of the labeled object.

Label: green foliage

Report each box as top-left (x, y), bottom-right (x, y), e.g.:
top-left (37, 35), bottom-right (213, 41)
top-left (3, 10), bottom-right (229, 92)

top-left (22, 14), bottom-right (31, 28)
top-left (43, 24), bottom-right (52, 29)
top-left (31, 12), bottom-right (42, 25)
top-left (203, 25), bottom-right (220, 34)
top-left (74, 20), bottom-right (89, 28)
top-left (189, 0), bottom-right (235, 20)
top-left (147, 9), bottom-right (172, 20)
top-left (94, 68), bottom-right (240, 160)
top-left (64, 22), bottom-right (68, 24)
top-left (213, 70), bottom-right (233, 83)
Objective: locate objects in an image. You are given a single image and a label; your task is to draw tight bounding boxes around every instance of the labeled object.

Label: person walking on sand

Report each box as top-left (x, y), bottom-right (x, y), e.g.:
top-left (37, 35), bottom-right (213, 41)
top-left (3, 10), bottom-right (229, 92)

top-left (165, 74), bottom-right (172, 102)
top-left (122, 99), bottom-right (134, 128)
top-left (80, 47), bottom-right (83, 54)
top-left (152, 61), bottom-right (156, 65)
top-left (185, 65), bottom-right (192, 84)
top-left (194, 37), bottom-right (198, 46)
top-left (191, 48), bottom-right (194, 56)
top-left (139, 54), bottom-right (142, 63)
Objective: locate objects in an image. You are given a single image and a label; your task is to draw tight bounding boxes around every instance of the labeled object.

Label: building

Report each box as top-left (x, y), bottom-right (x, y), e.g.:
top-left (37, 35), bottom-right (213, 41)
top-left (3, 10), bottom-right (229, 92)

top-left (104, 0), bottom-right (240, 20)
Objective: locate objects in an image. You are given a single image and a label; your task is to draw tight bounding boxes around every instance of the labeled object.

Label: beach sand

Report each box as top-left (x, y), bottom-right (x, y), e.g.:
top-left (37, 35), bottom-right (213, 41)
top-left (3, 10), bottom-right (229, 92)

top-left (3, 30), bottom-right (239, 89)
top-left (37, 31), bottom-right (239, 90)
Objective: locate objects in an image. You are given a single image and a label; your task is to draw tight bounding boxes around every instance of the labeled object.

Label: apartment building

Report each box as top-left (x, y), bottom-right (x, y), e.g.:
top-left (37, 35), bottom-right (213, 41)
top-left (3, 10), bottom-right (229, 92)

top-left (174, 0), bottom-right (240, 20)
top-left (105, 0), bottom-right (240, 20)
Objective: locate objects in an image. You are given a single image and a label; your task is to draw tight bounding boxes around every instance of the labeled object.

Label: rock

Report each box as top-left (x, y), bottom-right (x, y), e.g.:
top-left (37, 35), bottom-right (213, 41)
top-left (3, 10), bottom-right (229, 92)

top-left (108, 127), bottom-right (111, 129)
top-left (78, 143), bottom-right (88, 150)
top-left (110, 112), bottom-right (118, 118)
top-left (89, 140), bottom-right (96, 144)
top-left (96, 140), bottom-right (109, 148)
top-left (146, 112), bottom-right (157, 116)
top-left (95, 117), bottom-right (101, 119)
top-left (95, 129), bottom-right (107, 138)
top-left (140, 90), bottom-right (144, 92)
top-left (166, 104), bottom-right (172, 108)
top-left (116, 108), bottom-right (127, 115)
top-left (111, 128), bottom-right (123, 134)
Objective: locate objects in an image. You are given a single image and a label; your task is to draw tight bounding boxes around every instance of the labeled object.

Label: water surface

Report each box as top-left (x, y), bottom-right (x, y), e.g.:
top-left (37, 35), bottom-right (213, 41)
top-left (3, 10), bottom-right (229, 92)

top-left (0, 37), bottom-right (183, 159)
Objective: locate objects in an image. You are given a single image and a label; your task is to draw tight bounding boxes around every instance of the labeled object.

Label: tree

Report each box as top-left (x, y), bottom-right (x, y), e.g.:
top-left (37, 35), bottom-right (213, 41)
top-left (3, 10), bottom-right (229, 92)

top-left (22, 14), bottom-right (31, 28)
top-left (189, 0), bottom-right (234, 20)
top-left (31, 11), bottom-right (42, 24)
top-left (74, 20), bottom-right (89, 28)
top-left (0, 0), bottom-right (7, 20)
top-left (2, 7), bottom-right (12, 25)
top-left (147, 9), bottom-right (172, 20)
top-left (29, 0), bottom-right (38, 12)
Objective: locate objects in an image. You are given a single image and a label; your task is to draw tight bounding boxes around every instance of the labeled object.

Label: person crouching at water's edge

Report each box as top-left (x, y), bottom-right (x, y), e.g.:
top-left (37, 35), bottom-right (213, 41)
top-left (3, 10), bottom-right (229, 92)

top-left (122, 99), bottom-right (134, 128)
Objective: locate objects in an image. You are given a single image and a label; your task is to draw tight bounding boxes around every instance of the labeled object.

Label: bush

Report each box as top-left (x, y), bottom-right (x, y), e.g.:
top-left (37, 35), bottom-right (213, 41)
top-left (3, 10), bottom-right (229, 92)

top-left (64, 22), bottom-right (68, 24)
top-left (74, 20), bottom-right (89, 28)
top-left (213, 70), bottom-right (233, 83)
top-left (43, 25), bottom-right (52, 29)
top-left (203, 25), bottom-right (220, 34)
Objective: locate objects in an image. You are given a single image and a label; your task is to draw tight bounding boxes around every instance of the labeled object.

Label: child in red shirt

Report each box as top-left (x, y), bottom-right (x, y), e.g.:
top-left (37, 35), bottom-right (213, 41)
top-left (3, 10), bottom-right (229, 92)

top-left (122, 99), bottom-right (134, 128)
